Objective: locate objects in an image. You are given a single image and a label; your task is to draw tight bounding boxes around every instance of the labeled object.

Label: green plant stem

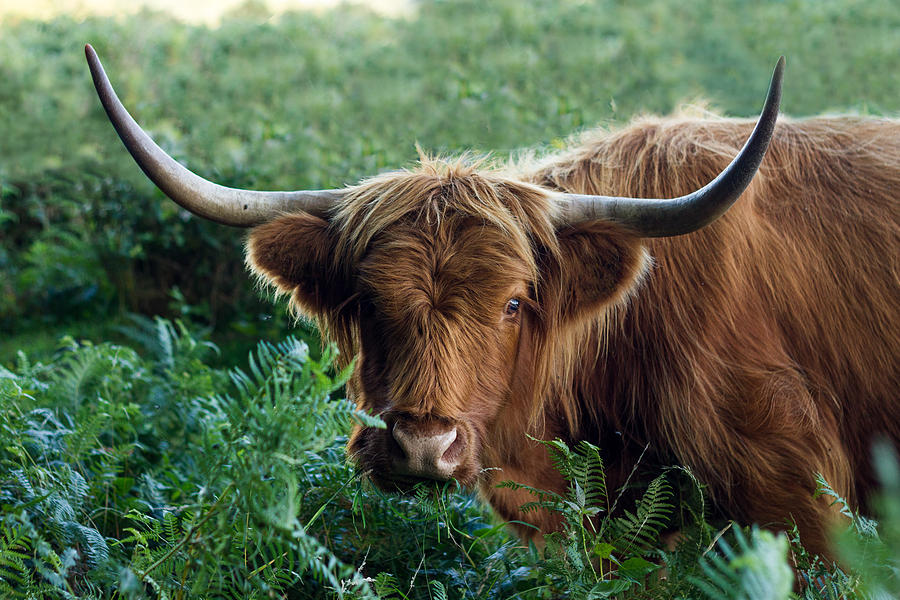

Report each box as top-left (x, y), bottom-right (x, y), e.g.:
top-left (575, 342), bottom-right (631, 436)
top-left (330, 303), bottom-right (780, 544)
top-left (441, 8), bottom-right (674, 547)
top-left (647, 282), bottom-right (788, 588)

top-left (304, 473), bottom-right (359, 530)
top-left (583, 524), bottom-right (599, 581)
top-left (138, 482), bottom-right (235, 580)
top-left (248, 552), bottom-right (289, 578)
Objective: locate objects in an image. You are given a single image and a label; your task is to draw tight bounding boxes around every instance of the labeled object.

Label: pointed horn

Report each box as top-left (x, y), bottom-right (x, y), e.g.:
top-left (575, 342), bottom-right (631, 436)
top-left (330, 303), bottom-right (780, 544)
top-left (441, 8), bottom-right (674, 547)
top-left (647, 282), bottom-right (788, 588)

top-left (555, 56), bottom-right (784, 237)
top-left (85, 44), bottom-right (342, 227)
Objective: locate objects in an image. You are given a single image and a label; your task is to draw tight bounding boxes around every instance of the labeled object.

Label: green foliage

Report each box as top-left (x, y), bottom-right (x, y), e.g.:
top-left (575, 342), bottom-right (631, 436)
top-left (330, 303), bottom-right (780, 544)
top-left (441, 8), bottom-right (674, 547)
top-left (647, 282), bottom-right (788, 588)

top-left (693, 525), bottom-right (794, 600)
top-left (799, 446), bottom-right (900, 600)
top-left (0, 319), bottom-right (385, 597)
top-left (497, 437), bottom-right (900, 600)
top-left (3, 0), bottom-right (899, 362)
top-left (0, 318), bottom-right (545, 599)
top-left (2, 320), bottom-right (900, 598)
top-left (498, 439), bottom-right (683, 598)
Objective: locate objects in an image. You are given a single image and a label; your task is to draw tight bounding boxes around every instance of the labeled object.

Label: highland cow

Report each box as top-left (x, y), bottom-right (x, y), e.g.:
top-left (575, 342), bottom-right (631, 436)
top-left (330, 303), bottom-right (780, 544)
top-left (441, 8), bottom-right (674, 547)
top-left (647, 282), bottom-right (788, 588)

top-left (86, 45), bottom-right (899, 558)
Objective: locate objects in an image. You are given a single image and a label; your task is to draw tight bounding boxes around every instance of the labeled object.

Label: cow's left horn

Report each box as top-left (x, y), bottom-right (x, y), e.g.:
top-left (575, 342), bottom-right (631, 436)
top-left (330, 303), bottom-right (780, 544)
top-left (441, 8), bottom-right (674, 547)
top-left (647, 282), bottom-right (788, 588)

top-left (554, 56), bottom-right (784, 237)
top-left (85, 44), bottom-right (343, 227)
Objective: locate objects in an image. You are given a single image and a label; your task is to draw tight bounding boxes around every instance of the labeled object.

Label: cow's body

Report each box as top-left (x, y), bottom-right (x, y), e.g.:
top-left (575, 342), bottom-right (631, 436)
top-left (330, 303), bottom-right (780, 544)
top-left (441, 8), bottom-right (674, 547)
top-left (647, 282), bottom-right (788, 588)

top-left (85, 46), bottom-right (898, 559)
top-left (251, 115), bottom-right (898, 559)
top-left (488, 115), bottom-right (900, 555)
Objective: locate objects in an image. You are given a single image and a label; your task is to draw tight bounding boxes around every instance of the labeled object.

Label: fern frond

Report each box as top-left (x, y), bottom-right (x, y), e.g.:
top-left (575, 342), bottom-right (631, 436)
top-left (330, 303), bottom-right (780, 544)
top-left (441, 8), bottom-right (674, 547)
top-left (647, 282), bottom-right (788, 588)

top-left (609, 474), bottom-right (673, 555)
top-left (429, 580), bottom-right (448, 600)
top-left (574, 440), bottom-right (608, 512)
top-left (693, 526), bottom-right (793, 600)
top-left (496, 480), bottom-right (564, 511)
top-left (0, 524), bottom-right (32, 591)
top-left (815, 473), bottom-right (879, 538)
top-left (51, 344), bottom-right (108, 405)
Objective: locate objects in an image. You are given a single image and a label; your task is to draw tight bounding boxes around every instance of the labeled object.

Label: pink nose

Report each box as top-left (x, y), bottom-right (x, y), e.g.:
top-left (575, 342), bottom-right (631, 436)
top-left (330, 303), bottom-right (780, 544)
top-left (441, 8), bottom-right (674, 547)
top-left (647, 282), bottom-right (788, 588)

top-left (391, 422), bottom-right (461, 480)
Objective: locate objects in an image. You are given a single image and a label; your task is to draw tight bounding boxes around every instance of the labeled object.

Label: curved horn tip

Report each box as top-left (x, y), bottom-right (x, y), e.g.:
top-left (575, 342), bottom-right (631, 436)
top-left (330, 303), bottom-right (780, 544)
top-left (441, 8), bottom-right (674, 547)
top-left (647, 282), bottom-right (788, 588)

top-left (84, 42), bottom-right (342, 226)
top-left (554, 58), bottom-right (785, 235)
top-left (767, 57), bottom-right (785, 101)
top-left (772, 56), bottom-right (785, 90)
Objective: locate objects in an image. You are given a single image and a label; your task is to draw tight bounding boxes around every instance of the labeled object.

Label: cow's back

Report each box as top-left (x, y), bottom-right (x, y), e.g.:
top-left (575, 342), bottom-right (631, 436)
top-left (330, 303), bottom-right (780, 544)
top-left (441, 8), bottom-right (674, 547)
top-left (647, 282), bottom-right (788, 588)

top-left (531, 115), bottom-right (900, 528)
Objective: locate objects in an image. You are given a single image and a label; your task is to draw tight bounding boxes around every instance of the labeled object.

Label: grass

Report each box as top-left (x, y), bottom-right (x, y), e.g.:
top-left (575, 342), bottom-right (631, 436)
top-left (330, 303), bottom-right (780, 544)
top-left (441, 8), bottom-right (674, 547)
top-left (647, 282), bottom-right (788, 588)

top-left (0, 319), bottom-right (120, 365)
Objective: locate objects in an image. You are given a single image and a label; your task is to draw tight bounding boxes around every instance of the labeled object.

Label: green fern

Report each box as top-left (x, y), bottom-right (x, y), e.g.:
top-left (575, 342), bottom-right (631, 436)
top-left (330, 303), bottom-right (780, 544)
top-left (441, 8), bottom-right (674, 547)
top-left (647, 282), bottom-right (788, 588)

top-left (693, 525), bottom-right (793, 600)
top-left (0, 523), bottom-right (33, 596)
top-left (815, 473), bottom-right (879, 539)
top-left (1, 320), bottom-right (393, 598)
top-left (500, 438), bottom-right (676, 597)
top-left (374, 572), bottom-right (405, 598)
top-left (50, 342), bottom-right (117, 406)
top-left (116, 314), bottom-right (217, 370)
top-left (131, 333), bottom-right (382, 598)
top-left (803, 450), bottom-right (900, 599)
top-left (0, 516), bottom-right (76, 599)
top-left (606, 473), bottom-right (674, 556)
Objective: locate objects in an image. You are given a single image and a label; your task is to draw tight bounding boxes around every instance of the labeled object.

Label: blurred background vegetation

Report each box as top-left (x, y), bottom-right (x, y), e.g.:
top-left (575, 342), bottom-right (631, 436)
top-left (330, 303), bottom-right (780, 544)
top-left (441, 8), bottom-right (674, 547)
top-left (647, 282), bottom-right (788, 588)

top-left (2, 0), bottom-right (898, 365)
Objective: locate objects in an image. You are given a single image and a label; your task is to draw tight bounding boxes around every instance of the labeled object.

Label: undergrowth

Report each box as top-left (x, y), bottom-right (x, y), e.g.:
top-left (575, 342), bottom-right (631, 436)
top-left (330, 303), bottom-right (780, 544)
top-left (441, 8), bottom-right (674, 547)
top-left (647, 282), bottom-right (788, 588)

top-left (1, 319), bottom-right (898, 598)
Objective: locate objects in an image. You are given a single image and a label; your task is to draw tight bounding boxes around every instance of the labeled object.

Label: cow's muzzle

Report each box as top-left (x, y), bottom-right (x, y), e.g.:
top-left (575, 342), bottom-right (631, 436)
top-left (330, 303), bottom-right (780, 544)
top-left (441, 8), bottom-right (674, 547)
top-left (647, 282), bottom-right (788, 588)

top-left (390, 420), bottom-right (465, 481)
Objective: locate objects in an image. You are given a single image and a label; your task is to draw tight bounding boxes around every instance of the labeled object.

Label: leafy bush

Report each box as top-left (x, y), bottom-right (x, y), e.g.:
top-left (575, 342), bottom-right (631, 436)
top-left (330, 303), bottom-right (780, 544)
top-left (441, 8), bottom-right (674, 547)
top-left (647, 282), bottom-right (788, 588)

top-left (0, 321), bottom-right (379, 597)
top-left (0, 319), bottom-right (539, 598)
top-left (2, 0), bottom-right (899, 359)
top-left (2, 319), bottom-right (900, 598)
top-left (499, 439), bottom-right (677, 597)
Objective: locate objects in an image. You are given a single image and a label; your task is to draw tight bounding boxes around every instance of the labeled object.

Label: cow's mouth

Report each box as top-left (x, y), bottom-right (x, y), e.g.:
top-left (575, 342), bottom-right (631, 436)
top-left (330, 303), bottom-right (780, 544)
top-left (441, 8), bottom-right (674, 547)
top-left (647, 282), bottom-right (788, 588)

top-left (365, 472), bottom-right (462, 495)
top-left (356, 453), bottom-right (482, 493)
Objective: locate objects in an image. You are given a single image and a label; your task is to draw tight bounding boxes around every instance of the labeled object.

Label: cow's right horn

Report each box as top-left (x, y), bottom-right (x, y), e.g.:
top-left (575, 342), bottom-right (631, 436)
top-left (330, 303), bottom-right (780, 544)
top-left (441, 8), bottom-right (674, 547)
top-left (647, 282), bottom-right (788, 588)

top-left (85, 44), bottom-right (343, 227)
top-left (554, 56), bottom-right (784, 237)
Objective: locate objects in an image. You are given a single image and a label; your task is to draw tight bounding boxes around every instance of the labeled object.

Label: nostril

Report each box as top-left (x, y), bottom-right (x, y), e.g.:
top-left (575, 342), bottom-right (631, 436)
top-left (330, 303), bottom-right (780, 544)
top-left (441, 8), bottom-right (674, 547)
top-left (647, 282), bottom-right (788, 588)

top-left (439, 429), bottom-right (464, 463)
top-left (436, 427), bottom-right (457, 455)
top-left (388, 424), bottom-right (408, 460)
top-left (390, 422), bottom-right (411, 458)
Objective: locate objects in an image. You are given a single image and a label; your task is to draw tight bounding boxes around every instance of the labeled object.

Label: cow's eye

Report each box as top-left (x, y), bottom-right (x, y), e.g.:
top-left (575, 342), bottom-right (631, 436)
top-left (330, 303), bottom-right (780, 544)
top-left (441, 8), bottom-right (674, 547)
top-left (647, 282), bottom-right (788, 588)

top-left (504, 298), bottom-right (521, 317)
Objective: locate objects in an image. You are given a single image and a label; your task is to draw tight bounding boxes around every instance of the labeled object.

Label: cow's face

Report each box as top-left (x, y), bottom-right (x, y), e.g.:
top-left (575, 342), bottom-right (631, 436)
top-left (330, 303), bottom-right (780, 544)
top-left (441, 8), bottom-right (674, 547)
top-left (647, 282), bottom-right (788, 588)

top-left (246, 165), bottom-right (647, 491)
top-left (347, 214), bottom-right (537, 489)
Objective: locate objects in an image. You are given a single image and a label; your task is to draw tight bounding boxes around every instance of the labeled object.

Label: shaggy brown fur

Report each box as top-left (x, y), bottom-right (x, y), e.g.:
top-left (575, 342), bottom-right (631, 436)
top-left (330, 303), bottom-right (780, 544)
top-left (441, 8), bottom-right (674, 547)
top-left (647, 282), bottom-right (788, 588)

top-left (246, 113), bottom-right (900, 558)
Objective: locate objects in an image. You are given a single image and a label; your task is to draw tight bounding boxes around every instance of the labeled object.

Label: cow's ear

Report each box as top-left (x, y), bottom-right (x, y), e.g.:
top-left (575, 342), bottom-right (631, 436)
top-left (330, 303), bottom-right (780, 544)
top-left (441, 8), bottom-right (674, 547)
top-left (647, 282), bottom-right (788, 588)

top-left (540, 221), bottom-right (647, 325)
top-left (245, 213), bottom-right (349, 316)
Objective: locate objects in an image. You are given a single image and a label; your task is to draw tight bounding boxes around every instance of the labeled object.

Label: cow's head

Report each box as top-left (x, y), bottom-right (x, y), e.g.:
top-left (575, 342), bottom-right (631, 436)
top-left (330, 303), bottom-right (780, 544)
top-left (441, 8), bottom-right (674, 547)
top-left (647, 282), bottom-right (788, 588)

top-left (244, 162), bottom-right (657, 490)
top-left (85, 45), bottom-right (782, 491)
